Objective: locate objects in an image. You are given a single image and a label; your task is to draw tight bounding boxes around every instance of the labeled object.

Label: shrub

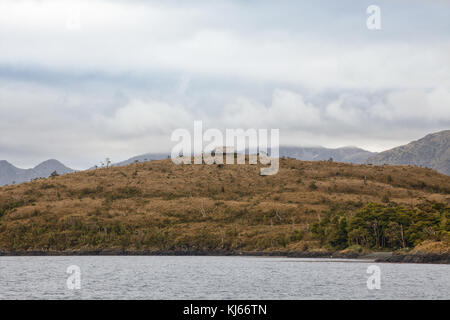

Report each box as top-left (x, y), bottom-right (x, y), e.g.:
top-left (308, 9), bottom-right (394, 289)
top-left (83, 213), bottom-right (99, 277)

top-left (309, 181), bottom-right (318, 191)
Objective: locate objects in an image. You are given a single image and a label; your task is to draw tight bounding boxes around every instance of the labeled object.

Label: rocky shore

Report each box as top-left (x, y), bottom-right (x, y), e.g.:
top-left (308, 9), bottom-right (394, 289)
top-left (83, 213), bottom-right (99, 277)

top-left (1, 249), bottom-right (448, 264)
top-left (0, 249), bottom-right (333, 257)
top-left (375, 253), bottom-right (450, 264)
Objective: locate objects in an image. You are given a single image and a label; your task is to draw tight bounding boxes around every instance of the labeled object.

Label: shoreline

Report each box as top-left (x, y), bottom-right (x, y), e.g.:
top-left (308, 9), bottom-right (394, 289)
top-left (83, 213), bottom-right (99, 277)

top-left (0, 249), bottom-right (448, 264)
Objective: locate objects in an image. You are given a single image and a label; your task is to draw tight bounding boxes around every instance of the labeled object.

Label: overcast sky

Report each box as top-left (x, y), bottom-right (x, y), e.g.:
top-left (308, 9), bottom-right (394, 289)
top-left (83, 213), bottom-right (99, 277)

top-left (0, 0), bottom-right (449, 169)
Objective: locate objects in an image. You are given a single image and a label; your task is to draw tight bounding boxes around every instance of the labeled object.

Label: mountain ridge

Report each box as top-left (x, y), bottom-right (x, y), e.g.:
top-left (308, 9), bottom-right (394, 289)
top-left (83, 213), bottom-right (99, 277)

top-left (366, 130), bottom-right (450, 175)
top-left (0, 159), bottom-right (74, 186)
top-left (1, 129), bottom-right (449, 186)
top-left (113, 146), bottom-right (376, 168)
top-left (277, 146), bottom-right (376, 164)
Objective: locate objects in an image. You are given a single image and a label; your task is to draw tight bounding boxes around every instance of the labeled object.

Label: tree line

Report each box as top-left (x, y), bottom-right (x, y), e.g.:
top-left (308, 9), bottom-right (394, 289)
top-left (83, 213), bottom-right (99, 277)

top-left (311, 201), bottom-right (449, 250)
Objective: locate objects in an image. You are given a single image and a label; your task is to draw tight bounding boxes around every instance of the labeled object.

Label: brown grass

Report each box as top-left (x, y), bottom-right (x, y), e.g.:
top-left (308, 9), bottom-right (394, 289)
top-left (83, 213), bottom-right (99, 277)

top-left (0, 158), bottom-right (449, 252)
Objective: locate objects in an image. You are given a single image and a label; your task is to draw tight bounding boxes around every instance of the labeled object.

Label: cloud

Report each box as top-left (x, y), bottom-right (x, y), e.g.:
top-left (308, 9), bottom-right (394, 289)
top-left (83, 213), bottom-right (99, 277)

top-left (0, 0), bottom-right (449, 168)
top-left (98, 99), bottom-right (194, 137)
top-left (1, 0), bottom-right (449, 90)
top-left (370, 88), bottom-right (450, 123)
top-left (217, 90), bottom-right (321, 129)
top-left (1, 77), bottom-right (449, 169)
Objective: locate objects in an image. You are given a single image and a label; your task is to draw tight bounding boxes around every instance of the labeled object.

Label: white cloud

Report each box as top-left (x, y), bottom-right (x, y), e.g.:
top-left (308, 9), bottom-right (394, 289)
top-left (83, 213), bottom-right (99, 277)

top-left (0, 0), bottom-right (449, 168)
top-left (98, 99), bottom-right (194, 137)
top-left (1, 79), bottom-right (448, 168)
top-left (325, 96), bottom-right (366, 126)
top-left (0, 0), bottom-right (449, 90)
top-left (371, 88), bottom-right (450, 122)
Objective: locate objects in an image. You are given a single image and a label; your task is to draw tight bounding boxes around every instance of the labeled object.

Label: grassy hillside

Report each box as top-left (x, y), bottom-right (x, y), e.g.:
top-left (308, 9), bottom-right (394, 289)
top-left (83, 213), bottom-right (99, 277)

top-left (0, 157), bottom-right (449, 254)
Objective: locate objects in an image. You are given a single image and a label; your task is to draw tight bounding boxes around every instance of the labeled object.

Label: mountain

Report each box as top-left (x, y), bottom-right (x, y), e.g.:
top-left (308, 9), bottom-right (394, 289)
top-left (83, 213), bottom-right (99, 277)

top-left (366, 130), bottom-right (450, 175)
top-left (0, 160), bottom-right (25, 186)
top-left (0, 159), bottom-right (74, 186)
top-left (112, 153), bottom-right (169, 167)
top-left (31, 159), bottom-right (74, 179)
top-left (108, 146), bottom-right (374, 169)
top-left (277, 146), bottom-right (376, 164)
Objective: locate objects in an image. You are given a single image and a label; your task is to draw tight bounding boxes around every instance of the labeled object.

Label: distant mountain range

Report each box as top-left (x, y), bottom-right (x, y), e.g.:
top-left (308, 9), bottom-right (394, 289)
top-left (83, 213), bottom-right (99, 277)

top-left (1, 130), bottom-right (448, 186)
top-left (113, 146), bottom-right (375, 168)
top-left (0, 159), bottom-right (74, 186)
top-left (112, 153), bottom-right (169, 167)
top-left (112, 131), bottom-right (448, 174)
top-left (366, 130), bottom-right (450, 175)
top-left (277, 146), bottom-right (376, 164)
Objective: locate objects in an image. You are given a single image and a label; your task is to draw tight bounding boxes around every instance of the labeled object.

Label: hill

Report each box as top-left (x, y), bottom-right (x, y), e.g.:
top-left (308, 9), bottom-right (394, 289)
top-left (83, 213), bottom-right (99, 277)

top-left (0, 159), bottom-right (74, 186)
top-left (367, 130), bottom-right (450, 175)
top-left (0, 158), bottom-right (448, 256)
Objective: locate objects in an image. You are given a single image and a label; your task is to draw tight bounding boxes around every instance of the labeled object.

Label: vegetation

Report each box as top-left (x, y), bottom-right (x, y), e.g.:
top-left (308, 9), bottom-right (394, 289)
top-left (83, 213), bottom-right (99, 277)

top-left (50, 171), bottom-right (59, 178)
top-left (0, 157), bottom-right (448, 254)
top-left (311, 202), bottom-right (449, 250)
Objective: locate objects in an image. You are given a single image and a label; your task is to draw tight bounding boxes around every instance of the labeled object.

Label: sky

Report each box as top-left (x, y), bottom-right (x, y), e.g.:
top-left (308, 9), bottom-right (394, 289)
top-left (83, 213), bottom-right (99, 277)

top-left (0, 0), bottom-right (449, 169)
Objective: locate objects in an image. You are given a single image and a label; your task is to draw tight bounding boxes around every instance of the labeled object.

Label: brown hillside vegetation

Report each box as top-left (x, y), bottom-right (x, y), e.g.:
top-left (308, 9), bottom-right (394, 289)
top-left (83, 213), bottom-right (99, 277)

top-left (0, 157), bottom-right (449, 254)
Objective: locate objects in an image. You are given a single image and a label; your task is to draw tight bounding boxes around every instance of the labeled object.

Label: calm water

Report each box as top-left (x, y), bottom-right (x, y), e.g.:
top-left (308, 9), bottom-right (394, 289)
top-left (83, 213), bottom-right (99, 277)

top-left (0, 256), bottom-right (448, 299)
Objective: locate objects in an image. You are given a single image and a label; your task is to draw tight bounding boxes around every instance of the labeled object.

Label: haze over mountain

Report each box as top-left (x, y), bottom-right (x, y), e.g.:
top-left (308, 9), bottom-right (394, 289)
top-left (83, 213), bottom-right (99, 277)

top-left (112, 153), bottom-right (169, 167)
top-left (114, 146), bottom-right (375, 168)
top-left (3, 146), bottom-right (376, 185)
top-left (0, 159), bottom-right (74, 186)
top-left (1, 129), bottom-right (449, 186)
top-left (366, 130), bottom-right (450, 175)
top-left (277, 146), bottom-right (376, 164)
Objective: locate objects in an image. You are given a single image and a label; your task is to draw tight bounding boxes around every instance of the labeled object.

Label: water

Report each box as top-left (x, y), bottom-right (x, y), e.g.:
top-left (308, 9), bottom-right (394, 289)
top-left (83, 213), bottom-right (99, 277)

top-left (0, 256), bottom-right (448, 299)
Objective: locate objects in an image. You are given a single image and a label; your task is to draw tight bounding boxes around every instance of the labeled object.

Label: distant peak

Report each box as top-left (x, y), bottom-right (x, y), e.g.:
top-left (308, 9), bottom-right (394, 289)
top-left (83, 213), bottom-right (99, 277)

top-left (33, 159), bottom-right (73, 172)
top-left (37, 159), bottom-right (62, 165)
top-left (0, 160), bottom-right (15, 167)
top-left (423, 130), bottom-right (450, 138)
